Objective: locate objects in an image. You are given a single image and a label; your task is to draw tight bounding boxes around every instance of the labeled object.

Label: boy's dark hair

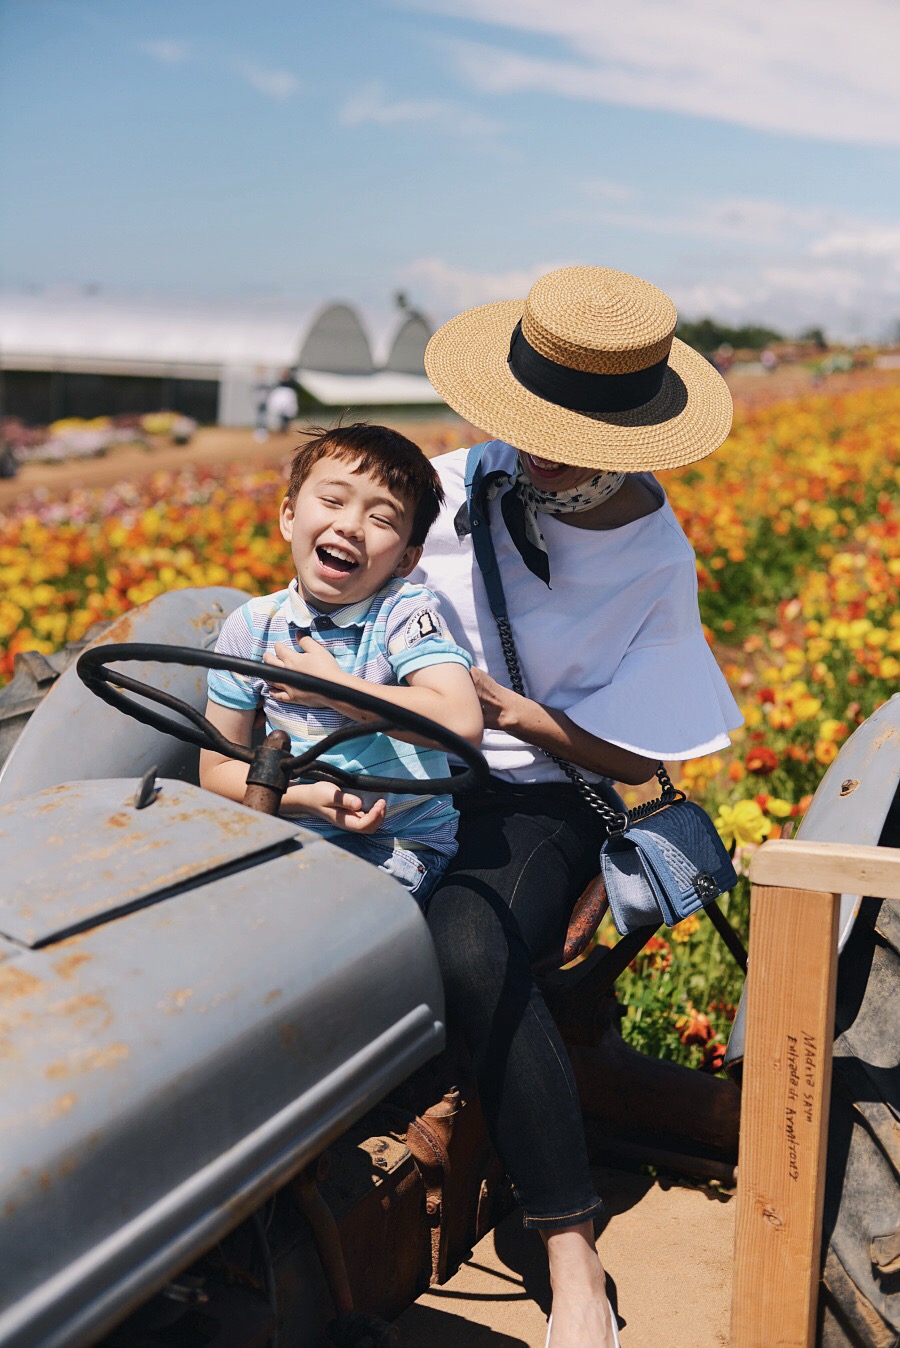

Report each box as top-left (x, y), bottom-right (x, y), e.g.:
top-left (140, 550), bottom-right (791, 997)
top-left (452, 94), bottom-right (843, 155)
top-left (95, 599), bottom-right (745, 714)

top-left (285, 423), bottom-right (444, 547)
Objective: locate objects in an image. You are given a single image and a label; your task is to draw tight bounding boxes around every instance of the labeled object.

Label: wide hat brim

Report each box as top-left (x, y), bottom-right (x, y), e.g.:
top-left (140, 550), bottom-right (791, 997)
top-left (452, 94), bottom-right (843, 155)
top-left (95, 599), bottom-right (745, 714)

top-left (425, 298), bottom-right (733, 473)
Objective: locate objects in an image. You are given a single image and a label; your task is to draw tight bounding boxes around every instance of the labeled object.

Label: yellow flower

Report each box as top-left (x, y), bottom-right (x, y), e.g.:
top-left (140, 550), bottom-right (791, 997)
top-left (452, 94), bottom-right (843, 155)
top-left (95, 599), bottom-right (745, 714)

top-left (671, 912), bottom-right (702, 944)
top-left (714, 800), bottom-right (772, 849)
top-left (764, 797), bottom-right (794, 818)
top-left (815, 740), bottom-right (840, 766)
top-left (792, 694), bottom-right (823, 720)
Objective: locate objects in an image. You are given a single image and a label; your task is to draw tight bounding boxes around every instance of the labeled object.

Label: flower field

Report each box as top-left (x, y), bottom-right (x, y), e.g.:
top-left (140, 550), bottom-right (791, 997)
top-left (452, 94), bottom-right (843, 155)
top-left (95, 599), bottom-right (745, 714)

top-left (1, 384), bottom-right (898, 1066)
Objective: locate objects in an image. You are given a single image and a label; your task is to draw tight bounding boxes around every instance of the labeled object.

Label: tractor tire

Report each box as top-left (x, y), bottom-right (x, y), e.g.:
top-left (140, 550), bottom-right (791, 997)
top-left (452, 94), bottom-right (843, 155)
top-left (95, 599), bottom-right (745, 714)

top-left (817, 785), bottom-right (900, 1347)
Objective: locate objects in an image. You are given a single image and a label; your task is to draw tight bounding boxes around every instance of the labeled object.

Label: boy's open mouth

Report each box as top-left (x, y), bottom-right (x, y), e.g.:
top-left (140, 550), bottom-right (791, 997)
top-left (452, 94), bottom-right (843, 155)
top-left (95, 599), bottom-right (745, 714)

top-left (317, 545), bottom-right (358, 574)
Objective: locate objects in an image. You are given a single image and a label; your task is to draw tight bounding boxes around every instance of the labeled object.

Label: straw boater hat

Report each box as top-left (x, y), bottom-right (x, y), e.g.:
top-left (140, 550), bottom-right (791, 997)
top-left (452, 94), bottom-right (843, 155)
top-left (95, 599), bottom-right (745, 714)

top-left (424, 265), bottom-right (733, 473)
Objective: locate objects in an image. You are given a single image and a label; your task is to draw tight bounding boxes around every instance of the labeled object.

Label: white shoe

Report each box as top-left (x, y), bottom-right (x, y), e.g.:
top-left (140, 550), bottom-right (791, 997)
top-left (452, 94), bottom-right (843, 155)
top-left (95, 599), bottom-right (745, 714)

top-left (608, 1296), bottom-right (621, 1346)
top-left (545, 1300), bottom-right (621, 1346)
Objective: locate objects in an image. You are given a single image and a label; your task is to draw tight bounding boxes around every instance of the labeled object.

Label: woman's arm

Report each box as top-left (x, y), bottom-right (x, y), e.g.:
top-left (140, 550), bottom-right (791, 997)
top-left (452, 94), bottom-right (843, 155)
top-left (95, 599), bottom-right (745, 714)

top-left (198, 698), bottom-right (387, 833)
top-left (264, 639), bottom-right (484, 748)
top-left (471, 668), bottom-right (657, 785)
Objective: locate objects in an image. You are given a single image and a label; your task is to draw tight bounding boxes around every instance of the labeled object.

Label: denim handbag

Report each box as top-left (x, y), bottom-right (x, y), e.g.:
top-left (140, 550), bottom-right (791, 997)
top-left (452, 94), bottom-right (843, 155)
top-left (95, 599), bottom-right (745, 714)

top-left (464, 444), bottom-right (739, 937)
top-left (599, 798), bottom-right (738, 935)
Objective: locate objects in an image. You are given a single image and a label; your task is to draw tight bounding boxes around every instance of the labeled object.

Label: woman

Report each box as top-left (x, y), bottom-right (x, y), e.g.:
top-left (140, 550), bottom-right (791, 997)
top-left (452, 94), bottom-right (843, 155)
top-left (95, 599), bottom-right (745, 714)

top-left (414, 266), bottom-right (742, 1347)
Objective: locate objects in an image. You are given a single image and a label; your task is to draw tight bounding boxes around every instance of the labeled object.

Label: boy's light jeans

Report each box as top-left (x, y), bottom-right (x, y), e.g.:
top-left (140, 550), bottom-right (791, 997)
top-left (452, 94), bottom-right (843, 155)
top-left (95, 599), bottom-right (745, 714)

top-left (327, 835), bottom-right (451, 911)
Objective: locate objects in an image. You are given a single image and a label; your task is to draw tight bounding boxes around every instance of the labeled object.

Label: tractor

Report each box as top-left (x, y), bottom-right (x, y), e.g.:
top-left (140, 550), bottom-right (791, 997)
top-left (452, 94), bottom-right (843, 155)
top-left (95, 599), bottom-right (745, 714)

top-left (0, 586), bottom-right (896, 1347)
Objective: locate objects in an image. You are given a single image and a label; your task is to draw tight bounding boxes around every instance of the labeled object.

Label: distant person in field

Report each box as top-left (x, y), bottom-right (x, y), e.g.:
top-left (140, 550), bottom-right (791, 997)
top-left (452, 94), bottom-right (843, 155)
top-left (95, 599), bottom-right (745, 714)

top-left (265, 368), bottom-right (302, 434)
top-left (199, 423), bottom-right (482, 908)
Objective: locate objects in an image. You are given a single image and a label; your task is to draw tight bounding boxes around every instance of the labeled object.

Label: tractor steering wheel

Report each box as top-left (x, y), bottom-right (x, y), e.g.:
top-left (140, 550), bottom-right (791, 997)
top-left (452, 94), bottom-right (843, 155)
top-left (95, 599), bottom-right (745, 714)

top-left (76, 643), bottom-right (489, 796)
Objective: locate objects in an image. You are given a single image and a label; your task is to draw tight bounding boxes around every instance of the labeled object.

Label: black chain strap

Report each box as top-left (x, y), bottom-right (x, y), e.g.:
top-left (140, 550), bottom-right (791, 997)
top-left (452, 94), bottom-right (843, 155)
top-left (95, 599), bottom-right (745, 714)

top-left (494, 615), bottom-right (683, 835)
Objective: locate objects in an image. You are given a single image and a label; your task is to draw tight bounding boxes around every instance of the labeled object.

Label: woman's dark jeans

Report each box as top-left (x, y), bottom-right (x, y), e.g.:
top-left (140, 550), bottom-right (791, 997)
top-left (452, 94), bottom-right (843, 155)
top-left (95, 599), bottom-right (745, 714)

top-left (426, 777), bottom-right (609, 1229)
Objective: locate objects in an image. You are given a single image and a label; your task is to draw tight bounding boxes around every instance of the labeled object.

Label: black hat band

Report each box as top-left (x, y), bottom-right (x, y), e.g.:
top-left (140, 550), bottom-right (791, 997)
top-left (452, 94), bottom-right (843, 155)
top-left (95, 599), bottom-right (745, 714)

top-left (507, 319), bottom-right (669, 415)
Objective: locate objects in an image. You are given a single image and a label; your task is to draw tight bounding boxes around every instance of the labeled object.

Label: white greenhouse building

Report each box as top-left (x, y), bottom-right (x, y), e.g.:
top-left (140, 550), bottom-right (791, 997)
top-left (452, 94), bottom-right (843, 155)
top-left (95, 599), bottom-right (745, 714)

top-left (0, 292), bottom-right (442, 425)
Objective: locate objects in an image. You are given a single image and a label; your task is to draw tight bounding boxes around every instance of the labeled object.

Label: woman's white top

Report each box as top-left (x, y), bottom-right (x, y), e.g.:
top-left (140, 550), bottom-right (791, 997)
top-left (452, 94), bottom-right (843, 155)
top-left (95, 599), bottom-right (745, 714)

top-left (413, 442), bottom-right (743, 785)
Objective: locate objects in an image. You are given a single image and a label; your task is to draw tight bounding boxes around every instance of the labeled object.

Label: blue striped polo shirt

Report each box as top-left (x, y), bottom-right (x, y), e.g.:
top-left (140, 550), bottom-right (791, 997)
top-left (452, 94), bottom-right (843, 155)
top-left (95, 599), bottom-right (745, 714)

top-left (207, 578), bottom-right (473, 858)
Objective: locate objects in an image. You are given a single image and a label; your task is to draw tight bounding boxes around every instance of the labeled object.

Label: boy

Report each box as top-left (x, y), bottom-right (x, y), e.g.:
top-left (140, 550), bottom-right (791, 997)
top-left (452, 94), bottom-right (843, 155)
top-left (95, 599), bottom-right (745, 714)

top-left (199, 423), bottom-right (482, 907)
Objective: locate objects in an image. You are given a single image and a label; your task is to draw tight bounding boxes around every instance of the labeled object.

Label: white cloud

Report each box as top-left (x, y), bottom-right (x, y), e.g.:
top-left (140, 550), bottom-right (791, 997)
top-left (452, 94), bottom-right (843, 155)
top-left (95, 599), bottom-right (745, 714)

top-left (812, 224), bottom-right (900, 271)
top-left (339, 82), bottom-right (504, 138)
top-left (578, 179), bottom-right (637, 205)
top-left (401, 0), bottom-right (900, 146)
top-left (401, 201), bottom-right (900, 340)
top-left (397, 256), bottom-right (572, 314)
top-left (234, 63), bottom-right (299, 101)
top-left (673, 258), bottom-right (900, 339)
top-left (136, 44), bottom-right (298, 101)
top-left (138, 40), bottom-right (189, 65)
top-left (584, 197), bottom-right (851, 247)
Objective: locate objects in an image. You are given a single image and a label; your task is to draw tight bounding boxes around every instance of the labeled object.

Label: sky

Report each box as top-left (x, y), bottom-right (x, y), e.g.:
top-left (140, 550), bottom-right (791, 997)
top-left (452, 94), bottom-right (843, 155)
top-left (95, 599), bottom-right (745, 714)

top-left (2, 0), bottom-right (900, 341)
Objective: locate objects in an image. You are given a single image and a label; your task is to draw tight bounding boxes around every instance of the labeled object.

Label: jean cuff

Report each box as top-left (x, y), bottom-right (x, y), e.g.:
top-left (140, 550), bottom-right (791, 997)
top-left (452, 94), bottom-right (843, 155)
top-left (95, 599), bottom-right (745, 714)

top-left (520, 1196), bottom-right (604, 1231)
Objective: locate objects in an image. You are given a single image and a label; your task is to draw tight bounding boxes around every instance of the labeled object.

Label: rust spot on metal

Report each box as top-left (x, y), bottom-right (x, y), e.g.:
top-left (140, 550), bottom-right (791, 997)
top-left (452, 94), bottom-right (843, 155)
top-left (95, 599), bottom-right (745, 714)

top-left (160, 988), bottom-right (193, 1012)
top-left (264, 988), bottom-right (283, 1005)
top-left (42, 1092), bottom-right (77, 1124)
top-left (45, 1042), bottom-right (129, 1079)
top-left (53, 951), bottom-right (91, 981)
top-left (0, 967), bottom-right (43, 1005)
top-left (840, 778), bottom-right (859, 796)
top-left (107, 813), bottom-right (131, 828)
top-left (873, 724), bottom-right (899, 751)
top-left (280, 1023), bottom-right (304, 1054)
top-left (50, 993), bottom-right (113, 1031)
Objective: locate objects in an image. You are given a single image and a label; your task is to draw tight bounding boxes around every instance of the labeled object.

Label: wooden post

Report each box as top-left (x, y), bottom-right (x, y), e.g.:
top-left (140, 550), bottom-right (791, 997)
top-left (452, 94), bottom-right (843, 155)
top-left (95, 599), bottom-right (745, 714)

top-left (731, 840), bottom-right (900, 1348)
top-left (730, 882), bottom-right (839, 1347)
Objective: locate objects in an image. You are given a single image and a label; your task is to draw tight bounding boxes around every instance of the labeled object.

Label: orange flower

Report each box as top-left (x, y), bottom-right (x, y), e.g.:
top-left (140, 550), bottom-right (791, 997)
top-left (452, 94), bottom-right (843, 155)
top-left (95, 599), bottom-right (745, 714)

top-left (676, 1003), bottom-right (713, 1046)
top-left (630, 935), bottom-right (672, 976)
top-left (745, 746), bottom-right (779, 775)
top-left (698, 1040), bottom-right (727, 1073)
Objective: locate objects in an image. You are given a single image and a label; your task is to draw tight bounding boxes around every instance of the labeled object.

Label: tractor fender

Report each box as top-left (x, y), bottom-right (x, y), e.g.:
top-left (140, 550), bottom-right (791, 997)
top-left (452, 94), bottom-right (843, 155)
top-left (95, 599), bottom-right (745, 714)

top-left (724, 692), bottom-right (900, 1071)
top-left (0, 586), bottom-right (250, 808)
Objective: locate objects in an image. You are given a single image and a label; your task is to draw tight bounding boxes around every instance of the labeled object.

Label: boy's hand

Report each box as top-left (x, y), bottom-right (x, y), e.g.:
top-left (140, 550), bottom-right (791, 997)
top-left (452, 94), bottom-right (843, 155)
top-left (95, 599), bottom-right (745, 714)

top-left (265, 637), bottom-right (346, 705)
top-left (283, 781), bottom-right (387, 833)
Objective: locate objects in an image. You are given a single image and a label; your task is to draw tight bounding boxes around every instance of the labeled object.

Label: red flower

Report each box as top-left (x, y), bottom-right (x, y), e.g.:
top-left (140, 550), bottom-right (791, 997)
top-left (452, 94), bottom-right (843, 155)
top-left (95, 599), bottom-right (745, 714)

top-left (745, 746), bottom-right (779, 775)
top-left (699, 1040), bottom-right (727, 1073)
top-left (676, 1004), bottom-right (713, 1046)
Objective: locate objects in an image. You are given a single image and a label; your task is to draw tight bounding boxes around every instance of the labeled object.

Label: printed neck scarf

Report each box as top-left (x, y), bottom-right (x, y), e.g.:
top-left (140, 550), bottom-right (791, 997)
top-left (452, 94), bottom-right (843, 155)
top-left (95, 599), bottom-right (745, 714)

top-left (468, 461), bottom-right (626, 586)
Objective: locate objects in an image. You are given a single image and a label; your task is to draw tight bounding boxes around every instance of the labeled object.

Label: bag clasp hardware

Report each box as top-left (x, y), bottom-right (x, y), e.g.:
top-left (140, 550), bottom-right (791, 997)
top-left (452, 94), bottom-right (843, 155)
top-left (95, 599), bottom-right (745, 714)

top-left (694, 871), bottom-right (718, 902)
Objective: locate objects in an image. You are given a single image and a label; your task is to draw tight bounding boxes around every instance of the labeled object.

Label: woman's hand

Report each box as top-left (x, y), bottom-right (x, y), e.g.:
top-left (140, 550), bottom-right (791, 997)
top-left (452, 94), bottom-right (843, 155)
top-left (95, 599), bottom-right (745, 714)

top-left (264, 637), bottom-right (346, 706)
top-left (470, 667), bottom-right (521, 731)
top-left (471, 667), bottom-right (656, 785)
top-left (282, 780), bottom-right (387, 834)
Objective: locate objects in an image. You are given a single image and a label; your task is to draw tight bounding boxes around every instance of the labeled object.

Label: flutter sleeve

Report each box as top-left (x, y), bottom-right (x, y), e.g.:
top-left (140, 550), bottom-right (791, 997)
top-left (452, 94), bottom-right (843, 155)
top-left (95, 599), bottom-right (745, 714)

top-left (565, 549), bottom-right (743, 761)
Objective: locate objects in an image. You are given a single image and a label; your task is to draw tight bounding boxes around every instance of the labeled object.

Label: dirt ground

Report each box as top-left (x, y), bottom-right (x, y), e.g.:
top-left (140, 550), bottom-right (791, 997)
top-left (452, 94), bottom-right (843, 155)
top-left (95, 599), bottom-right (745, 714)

top-left (0, 414), bottom-right (477, 510)
top-left (394, 1167), bottom-right (734, 1347)
top-left (1, 363), bottom-right (897, 512)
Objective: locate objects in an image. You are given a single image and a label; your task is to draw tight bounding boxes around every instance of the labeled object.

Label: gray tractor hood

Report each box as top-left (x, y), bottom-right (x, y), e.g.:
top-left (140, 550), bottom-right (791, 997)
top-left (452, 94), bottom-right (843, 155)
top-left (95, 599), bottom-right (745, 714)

top-left (0, 779), bottom-right (445, 1348)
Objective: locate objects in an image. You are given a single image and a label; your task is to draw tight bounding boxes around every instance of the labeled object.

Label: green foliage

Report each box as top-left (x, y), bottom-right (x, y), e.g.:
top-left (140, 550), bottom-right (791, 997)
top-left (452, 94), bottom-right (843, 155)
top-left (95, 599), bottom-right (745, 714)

top-left (609, 884), bottom-right (750, 1069)
top-left (676, 317), bottom-right (784, 355)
